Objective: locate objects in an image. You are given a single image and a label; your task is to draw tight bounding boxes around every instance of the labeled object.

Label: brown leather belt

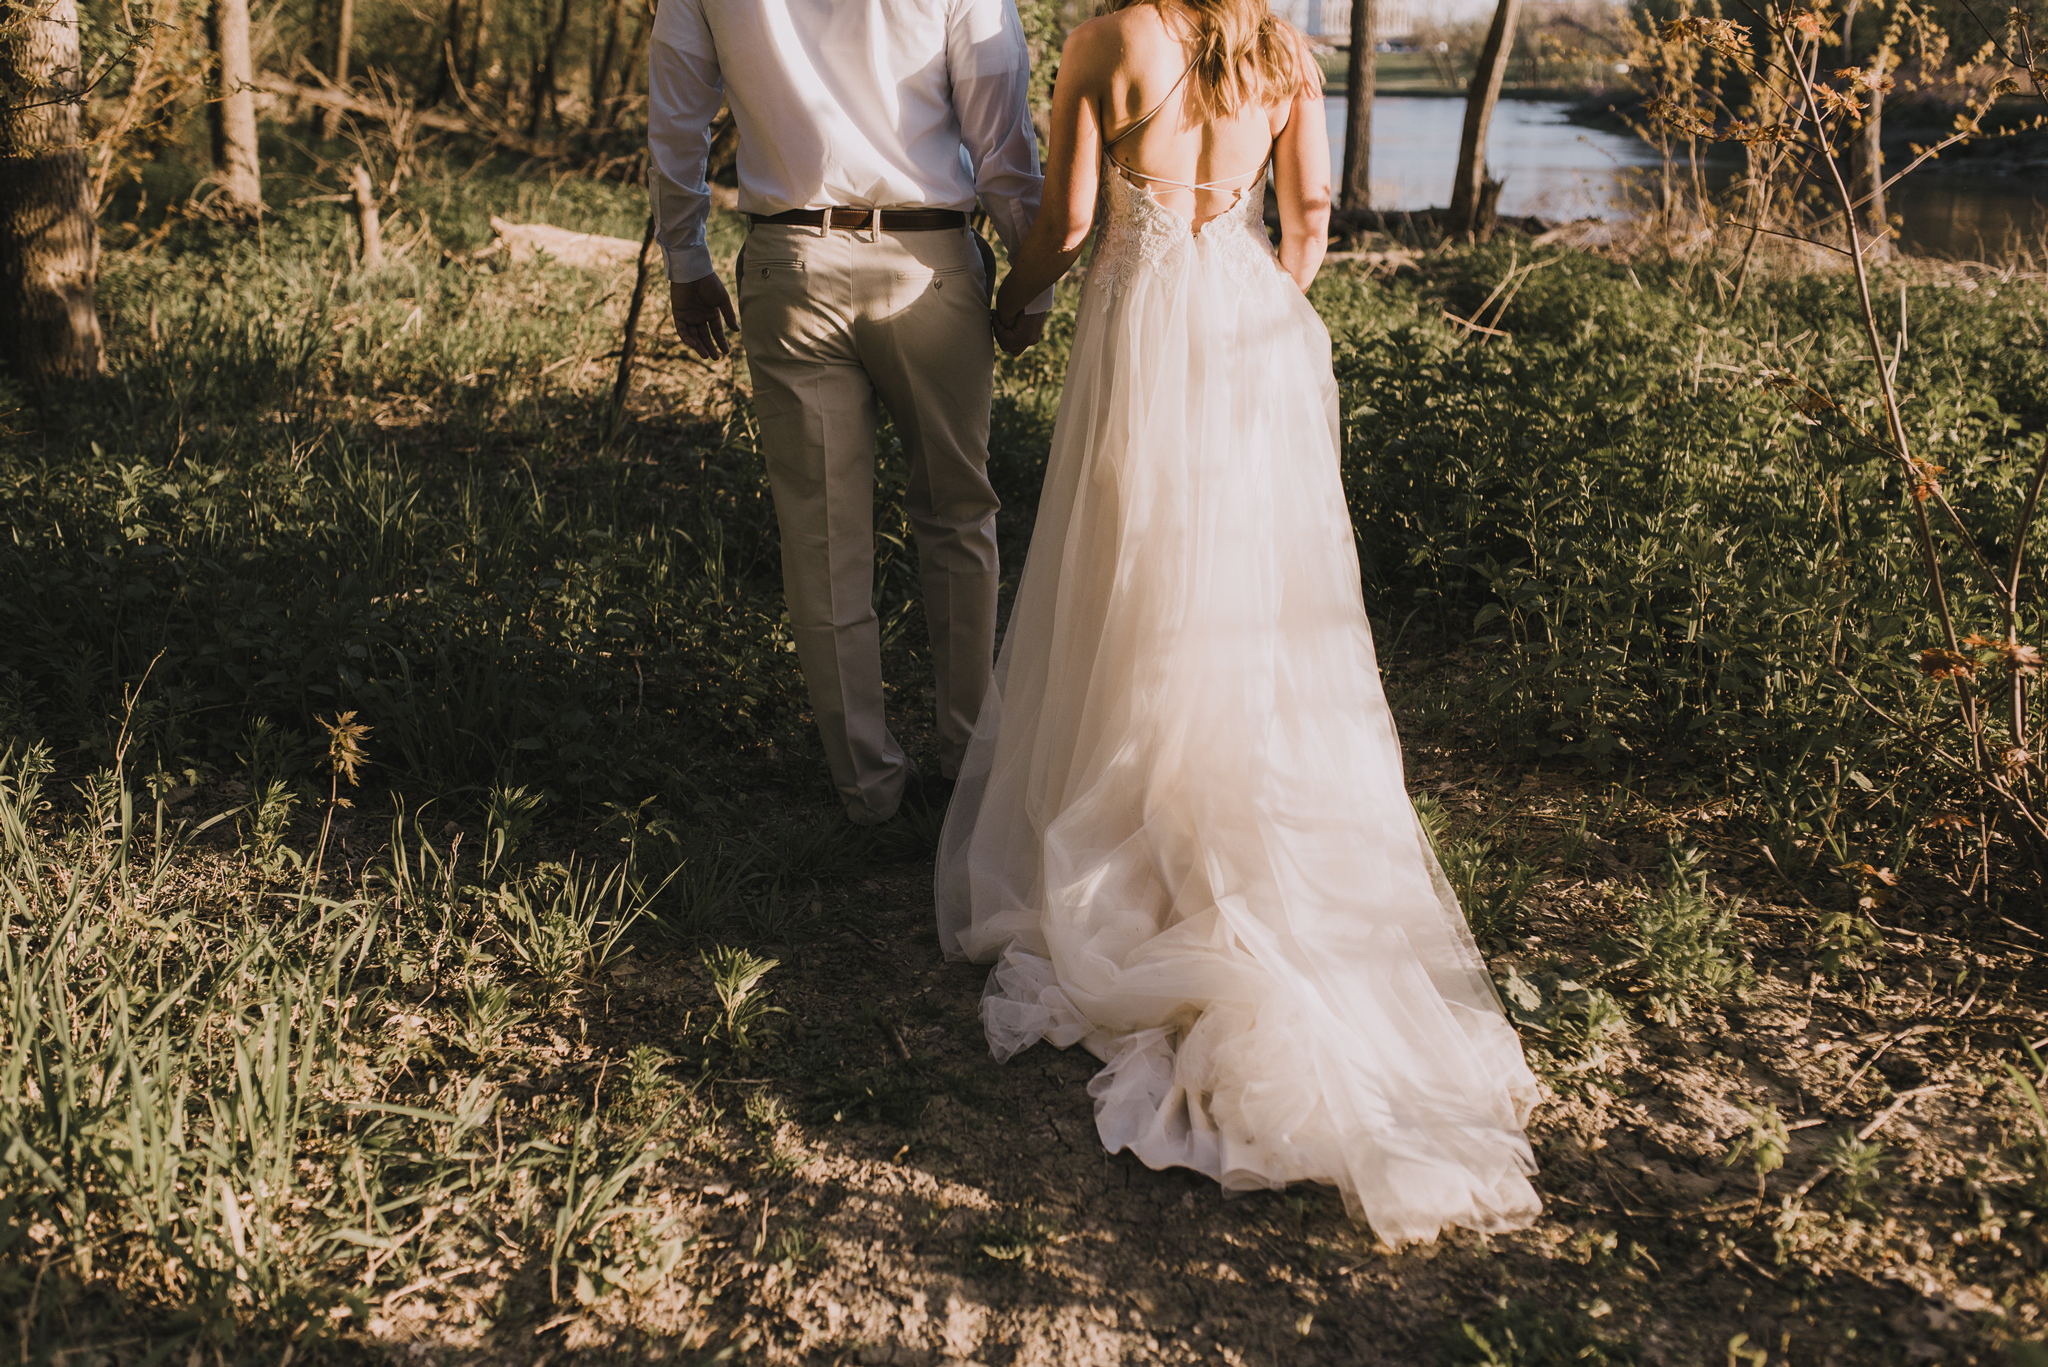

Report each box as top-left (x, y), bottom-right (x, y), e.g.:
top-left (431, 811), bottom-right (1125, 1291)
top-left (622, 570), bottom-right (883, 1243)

top-left (750, 207), bottom-right (968, 231)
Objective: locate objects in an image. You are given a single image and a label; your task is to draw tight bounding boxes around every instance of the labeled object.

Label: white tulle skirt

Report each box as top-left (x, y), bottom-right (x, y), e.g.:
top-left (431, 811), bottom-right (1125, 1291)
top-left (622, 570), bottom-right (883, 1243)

top-left (934, 205), bottom-right (1543, 1245)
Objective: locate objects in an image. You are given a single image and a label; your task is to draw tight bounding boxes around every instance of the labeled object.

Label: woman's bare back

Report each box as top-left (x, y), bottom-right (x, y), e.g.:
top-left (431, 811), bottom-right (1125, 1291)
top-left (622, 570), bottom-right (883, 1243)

top-left (1092, 3), bottom-right (1297, 232)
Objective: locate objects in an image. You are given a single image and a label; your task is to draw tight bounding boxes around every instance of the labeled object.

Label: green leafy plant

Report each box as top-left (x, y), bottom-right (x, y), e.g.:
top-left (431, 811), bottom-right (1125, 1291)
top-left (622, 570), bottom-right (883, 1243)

top-left (1416, 796), bottom-right (1539, 946)
top-left (1818, 1133), bottom-right (1889, 1217)
top-left (1725, 1101), bottom-right (1791, 1196)
top-left (1497, 967), bottom-right (1633, 1076)
top-left (702, 946), bottom-right (785, 1053)
top-left (483, 781), bottom-right (547, 877)
top-left (499, 858), bottom-right (650, 1003)
top-left (1615, 848), bottom-right (1749, 1024)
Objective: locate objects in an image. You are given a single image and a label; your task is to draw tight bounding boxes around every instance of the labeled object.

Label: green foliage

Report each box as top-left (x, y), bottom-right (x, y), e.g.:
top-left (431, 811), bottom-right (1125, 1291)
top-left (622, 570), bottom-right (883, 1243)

top-left (1323, 246), bottom-right (2048, 884)
top-left (1612, 847), bottom-right (1750, 1023)
top-left (0, 758), bottom-right (693, 1351)
top-left (1443, 1296), bottom-right (1641, 1366)
top-left (1416, 795), bottom-right (1538, 946)
top-left (1813, 907), bottom-right (1886, 978)
top-left (495, 857), bottom-right (650, 1001)
top-left (2002, 1047), bottom-right (2048, 1209)
top-left (1818, 1133), bottom-right (1890, 1216)
top-left (1725, 1101), bottom-right (1791, 1181)
top-left (1498, 967), bottom-right (1634, 1076)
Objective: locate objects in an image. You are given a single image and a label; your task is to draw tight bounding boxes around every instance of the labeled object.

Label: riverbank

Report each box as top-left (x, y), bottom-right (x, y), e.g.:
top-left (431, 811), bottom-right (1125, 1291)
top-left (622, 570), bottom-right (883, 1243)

top-left (1316, 47), bottom-right (1614, 102)
top-left (3, 163), bottom-right (2047, 1363)
top-left (1565, 90), bottom-right (2048, 177)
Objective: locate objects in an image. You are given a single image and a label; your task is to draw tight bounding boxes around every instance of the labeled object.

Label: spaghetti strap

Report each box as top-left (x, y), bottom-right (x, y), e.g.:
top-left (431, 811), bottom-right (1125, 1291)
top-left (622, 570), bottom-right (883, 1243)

top-left (1103, 57), bottom-right (1199, 153)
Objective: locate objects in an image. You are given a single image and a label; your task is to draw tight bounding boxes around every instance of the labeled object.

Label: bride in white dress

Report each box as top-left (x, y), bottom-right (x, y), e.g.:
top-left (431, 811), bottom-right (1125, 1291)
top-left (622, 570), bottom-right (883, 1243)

top-left (935, 0), bottom-right (1543, 1244)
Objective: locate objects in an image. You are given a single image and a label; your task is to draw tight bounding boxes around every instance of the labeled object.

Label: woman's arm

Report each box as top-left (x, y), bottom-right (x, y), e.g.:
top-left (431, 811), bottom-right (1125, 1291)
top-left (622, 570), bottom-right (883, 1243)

top-left (1271, 31), bottom-right (1331, 293)
top-left (993, 23), bottom-right (1114, 323)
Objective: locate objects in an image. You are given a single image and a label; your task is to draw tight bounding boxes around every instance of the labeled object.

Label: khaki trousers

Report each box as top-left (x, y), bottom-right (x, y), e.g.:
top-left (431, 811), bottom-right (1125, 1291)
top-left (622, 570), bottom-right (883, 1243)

top-left (738, 220), bottom-right (1000, 822)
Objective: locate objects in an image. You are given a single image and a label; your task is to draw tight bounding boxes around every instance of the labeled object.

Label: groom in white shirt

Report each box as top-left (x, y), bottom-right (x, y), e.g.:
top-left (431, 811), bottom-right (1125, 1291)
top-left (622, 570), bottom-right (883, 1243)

top-left (650, 0), bottom-right (1049, 826)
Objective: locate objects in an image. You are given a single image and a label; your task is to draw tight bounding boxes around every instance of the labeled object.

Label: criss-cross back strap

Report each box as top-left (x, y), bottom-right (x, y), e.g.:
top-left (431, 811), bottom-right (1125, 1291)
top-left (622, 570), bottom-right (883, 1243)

top-left (1102, 44), bottom-right (1278, 199)
top-left (1107, 147), bottom-right (1272, 195)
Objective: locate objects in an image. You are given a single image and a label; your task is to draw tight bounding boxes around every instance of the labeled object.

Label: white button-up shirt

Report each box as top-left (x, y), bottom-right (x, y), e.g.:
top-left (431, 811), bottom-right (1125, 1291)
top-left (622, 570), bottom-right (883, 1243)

top-left (649, 0), bottom-right (1045, 289)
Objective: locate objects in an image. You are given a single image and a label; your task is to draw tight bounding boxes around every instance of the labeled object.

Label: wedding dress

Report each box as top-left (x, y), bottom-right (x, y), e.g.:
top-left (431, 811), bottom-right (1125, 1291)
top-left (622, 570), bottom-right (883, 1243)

top-left (933, 86), bottom-right (1543, 1244)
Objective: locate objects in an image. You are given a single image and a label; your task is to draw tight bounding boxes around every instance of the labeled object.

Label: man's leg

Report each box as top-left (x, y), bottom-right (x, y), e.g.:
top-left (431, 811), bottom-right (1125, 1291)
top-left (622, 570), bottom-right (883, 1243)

top-left (739, 223), bottom-right (910, 822)
top-left (854, 227), bottom-right (1000, 780)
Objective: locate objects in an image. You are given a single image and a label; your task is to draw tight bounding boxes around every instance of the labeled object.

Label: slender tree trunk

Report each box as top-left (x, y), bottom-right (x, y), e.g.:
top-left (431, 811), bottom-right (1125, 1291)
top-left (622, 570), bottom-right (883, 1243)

top-left (1339, 0), bottom-right (1376, 212)
top-left (308, 0), bottom-right (331, 75)
top-left (432, 0), bottom-right (464, 104)
top-left (0, 0), bottom-right (104, 388)
top-left (1842, 0), bottom-right (1890, 255)
top-left (1448, 0), bottom-right (1521, 238)
top-left (525, 0), bottom-right (573, 138)
top-left (588, 0), bottom-right (624, 130)
top-left (466, 0), bottom-right (493, 88)
top-left (1851, 73), bottom-right (1887, 247)
top-left (312, 0), bottom-right (354, 139)
top-left (599, 2), bottom-right (652, 131)
top-left (206, 0), bottom-right (262, 217)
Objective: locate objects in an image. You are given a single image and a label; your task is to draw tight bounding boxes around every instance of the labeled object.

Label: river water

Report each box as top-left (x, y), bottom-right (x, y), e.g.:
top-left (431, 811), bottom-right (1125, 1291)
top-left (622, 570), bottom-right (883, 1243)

top-left (1326, 95), bottom-right (2048, 261)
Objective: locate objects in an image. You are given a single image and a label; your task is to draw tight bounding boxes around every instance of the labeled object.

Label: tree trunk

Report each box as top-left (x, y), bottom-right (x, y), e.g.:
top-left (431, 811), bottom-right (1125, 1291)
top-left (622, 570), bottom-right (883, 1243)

top-left (588, 0), bottom-right (625, 130)
top-left (466, 0), bottom-right (493, 88)
top-left (1447, 0), bottom-right (1521, 239)
top-left (432, 0), bottom-right (464, 104)
top-left (601, 0), bottom-right (653, 131)
top-left (1338, 0), bottom-right (1376, 212)
top-left (312, 0), bottom-right (354, 139)
top-left (207, 0), bottom-right (262, 216)
top-left (1842, 0), bottom-right (1890, 255)
top-left (309, 0), bottom-right (331, 75)
top-left (525, 0), bottom-right (574, 138)
top-left (0, 0), bottom-right (104, 388)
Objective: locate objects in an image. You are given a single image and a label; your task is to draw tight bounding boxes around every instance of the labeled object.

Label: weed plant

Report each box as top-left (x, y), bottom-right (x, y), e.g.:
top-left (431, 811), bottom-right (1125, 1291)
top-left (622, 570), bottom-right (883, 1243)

top-left (1609, 847), bottom-right (1752, 1023)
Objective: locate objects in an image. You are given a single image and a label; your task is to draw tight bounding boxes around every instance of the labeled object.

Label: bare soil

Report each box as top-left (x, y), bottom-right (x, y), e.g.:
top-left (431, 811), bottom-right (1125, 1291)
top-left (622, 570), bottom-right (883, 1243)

top-left (352, 676), bottom-right (2048, 1367)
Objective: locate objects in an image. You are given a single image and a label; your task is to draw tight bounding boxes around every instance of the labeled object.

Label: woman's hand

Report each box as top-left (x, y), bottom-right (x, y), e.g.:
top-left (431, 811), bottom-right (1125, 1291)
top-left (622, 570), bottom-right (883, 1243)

top-left (992, 301), bottom-right (1048, 356)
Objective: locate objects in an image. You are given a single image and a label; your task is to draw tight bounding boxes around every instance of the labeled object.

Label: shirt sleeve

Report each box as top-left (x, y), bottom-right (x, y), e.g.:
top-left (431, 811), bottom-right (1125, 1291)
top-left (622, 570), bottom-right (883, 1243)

top-left (648, 0), bottom-right (725, 283)
top-left (947, 0), bottom-right (1053, 313)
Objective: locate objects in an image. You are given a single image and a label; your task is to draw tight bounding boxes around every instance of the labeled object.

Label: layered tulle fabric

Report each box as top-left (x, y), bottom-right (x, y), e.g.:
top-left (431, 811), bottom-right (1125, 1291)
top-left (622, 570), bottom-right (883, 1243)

top-left (934, 172), bottom-right (1543, 1244)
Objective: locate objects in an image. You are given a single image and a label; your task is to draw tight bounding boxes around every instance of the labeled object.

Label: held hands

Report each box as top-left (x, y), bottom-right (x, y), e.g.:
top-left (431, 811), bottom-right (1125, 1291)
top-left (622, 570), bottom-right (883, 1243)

top-left (990, 268), bottom-right (1046, 358)
top-left (991, 308), bottom-right (1046, 357)
top-left (671, 274), bottom-right (737, 360)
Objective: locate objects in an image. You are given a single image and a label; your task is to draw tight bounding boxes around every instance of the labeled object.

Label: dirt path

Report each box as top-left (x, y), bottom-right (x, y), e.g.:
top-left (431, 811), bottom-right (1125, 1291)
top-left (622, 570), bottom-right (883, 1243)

top-left (395, 730), bottom-right (2047, 1367)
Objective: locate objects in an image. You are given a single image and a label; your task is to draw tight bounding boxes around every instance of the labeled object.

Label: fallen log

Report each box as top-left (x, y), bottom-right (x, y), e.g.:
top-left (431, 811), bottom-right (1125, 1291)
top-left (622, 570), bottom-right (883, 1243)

top-left (487, 215), bottom-right (641, 268)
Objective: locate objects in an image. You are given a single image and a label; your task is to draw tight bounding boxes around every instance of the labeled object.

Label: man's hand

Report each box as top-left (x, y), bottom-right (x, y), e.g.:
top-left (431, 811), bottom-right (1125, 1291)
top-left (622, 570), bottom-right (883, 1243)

top-left (992, 309), bottom-right (1046, 358)
top-left (671, 273), bottom-right (737, 360)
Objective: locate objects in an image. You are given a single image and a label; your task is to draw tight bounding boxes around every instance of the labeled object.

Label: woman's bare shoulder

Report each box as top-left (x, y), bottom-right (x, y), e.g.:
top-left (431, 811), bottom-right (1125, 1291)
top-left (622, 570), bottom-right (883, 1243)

top-left (1068, 5), bottom-right (1182, 59)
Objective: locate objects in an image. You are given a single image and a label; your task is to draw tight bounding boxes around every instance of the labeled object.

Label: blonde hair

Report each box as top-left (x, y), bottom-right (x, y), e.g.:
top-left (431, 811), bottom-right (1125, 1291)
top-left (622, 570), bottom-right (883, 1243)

top-left (1108, 0), bottom-right (1315, 122)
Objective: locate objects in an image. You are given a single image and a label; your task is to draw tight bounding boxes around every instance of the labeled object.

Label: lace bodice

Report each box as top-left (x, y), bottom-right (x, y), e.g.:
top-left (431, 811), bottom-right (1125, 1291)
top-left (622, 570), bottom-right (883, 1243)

top-left (1086, 166), bottom-right (1283, 301)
